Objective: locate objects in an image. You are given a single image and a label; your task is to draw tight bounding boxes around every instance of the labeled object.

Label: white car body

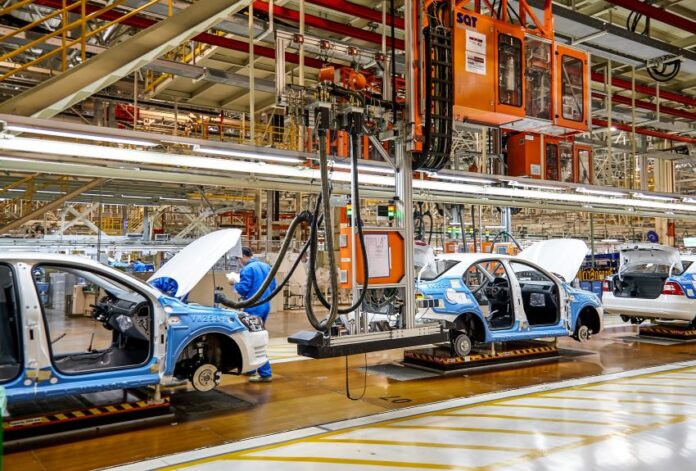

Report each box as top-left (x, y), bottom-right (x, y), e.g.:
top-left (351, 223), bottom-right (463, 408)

top-left (603, 243), bottom-right (696, 323)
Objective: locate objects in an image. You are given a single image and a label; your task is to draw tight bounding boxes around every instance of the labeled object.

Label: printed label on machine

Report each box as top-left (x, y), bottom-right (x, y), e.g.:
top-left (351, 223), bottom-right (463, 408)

top-left (465, 51), bottom-right (486, 75)
top-left (364, 233), bottom-right (391, 278)
top-left (465, 30), bottom-right (486, 55)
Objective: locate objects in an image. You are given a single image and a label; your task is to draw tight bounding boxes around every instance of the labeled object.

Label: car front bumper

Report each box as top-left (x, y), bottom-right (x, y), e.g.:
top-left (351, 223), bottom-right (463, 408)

top-left (236, 330), bottom-right (270, 373)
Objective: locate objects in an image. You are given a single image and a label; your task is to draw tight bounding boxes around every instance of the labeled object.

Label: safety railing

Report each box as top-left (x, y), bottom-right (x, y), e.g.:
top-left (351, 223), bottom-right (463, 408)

top-left (0, 0), bottom-right (168, 82)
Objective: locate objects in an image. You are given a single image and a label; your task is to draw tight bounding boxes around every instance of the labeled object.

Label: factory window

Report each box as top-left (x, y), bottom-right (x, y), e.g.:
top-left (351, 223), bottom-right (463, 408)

top-left (577, 149), bottom-right (591, 184)
top-left (525, 38), bottom-right (552, 120)
top-left (0, 264), bottom-right (21, 383)
top-left (545, 143), bottom-right (560, 181)
top-left (498, 34), bottom-right (522, 107)
top-left (560, 144), bottom-right (574, 182)
top-left (35, 265), bottom-right (152, 375)
top-left (561, 55), bottom-right (584, 122)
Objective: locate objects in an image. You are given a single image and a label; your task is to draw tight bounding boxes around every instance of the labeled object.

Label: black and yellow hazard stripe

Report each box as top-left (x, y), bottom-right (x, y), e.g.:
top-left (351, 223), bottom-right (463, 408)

top-left (640, 325), bottom-right (696, 338)
top-left (3, 397), bottom-right (170, 432)
top-left (404, 345), bottom-right (557, 366)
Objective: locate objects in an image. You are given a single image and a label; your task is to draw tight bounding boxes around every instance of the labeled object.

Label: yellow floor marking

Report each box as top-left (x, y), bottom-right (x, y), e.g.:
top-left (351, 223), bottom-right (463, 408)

top-left (667, 371), bottom-right (696, 375)
top-left (479, 414), bottom-right (688, 471)
top-left (231, 455), bottom-right (479, 470)
top-left (376, 424), bottom-right (592, 439)
top-left (55, 413), bottom-right (68, 420)
top-left (72, 411), bottom-right (85, 418)
top-left (443, 413), bottom-right (620, 426)
top-left (157, 364), bottom-right (696, 470)
top-left (657, 376), bottom-right (696, 380)
top-left (612, 381), bottom-right (696, 389)
top-left (315, 438), bottom-right (527, 453)
top-left (122, 403), bottom-right (133, 410)
top-left (105, 405), bottom-right (118, 412)
top-left (540, 395), bottom-right (689, 406)
top-left (578, 387), bottom-right (696, 398)
top-left (492, 402), bottom-right (680, 418)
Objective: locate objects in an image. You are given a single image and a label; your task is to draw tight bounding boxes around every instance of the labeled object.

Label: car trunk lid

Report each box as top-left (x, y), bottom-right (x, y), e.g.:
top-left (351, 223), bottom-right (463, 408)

top-left (149, 229), bottom-right (243, 298)
top-left (618, 243), bottom-right (682, 274)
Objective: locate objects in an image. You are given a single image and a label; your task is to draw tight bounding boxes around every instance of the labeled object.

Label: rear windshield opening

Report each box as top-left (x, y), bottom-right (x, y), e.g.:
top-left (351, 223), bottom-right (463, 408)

top-left (420, 260), bottom-right (459, 281)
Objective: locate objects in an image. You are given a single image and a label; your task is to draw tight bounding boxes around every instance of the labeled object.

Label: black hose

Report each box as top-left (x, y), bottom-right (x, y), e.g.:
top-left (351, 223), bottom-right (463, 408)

top-left (311, 130), bottom-right (370, 314)
top-left (457, 205), bottom-right (467, 253)
top-left (304, 127), bottom-right (340, 331)
top-left (489, 230), bottom-right (523, 253)
top-left (424, 210), bottom-right (433, 245)
top-left (470, 205), bottom-right (478, 253)
top-left (216, 210), bottom-right (313, 310)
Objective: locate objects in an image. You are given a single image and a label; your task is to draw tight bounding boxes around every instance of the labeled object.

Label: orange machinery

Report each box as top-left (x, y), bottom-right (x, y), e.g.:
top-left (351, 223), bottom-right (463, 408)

top-left (339, 226), bottom-right (405, 289)
top-left (441, 0), bottom-right (589, 133)
top-left (507, 132), bottom-right (593, 183)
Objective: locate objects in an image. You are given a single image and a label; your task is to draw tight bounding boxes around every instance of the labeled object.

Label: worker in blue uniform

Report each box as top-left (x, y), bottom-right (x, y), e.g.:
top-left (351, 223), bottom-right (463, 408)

top-left (231, 247), bottom-right (276, 383)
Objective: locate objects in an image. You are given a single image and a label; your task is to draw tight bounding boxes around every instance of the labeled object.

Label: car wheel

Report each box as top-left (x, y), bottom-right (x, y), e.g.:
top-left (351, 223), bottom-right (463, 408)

top-left (191, 363), bottom-right (221, 392)
top-left (453, 332), bottom-right (473, 357)
top-left (575, 324), bottom-right (591, 342)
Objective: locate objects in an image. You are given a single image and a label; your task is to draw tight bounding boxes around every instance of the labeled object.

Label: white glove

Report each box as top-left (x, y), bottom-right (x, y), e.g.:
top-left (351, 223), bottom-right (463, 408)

top-left (226, 271), bottom-right (240, 284)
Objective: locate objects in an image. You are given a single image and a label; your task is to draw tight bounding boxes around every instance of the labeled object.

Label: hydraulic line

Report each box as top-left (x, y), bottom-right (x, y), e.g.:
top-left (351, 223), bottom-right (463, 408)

top-left (304, 124), bottom-right (340, 331)
top-left (311, 128), bottom-right (370, 315)
top-left (457, 205), bottom-right (467, 253)
top-left (215, 209), bottom-right (313, 309)
top-left (470, 205), bottom-right (478, 253)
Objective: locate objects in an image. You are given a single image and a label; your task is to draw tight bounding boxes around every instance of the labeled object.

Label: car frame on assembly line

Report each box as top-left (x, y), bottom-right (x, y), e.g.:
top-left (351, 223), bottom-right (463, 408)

top-left (603, 243), bottom-right (696, 326)
top-left (416, 239), bottom-right (603, 356)
top-left (0, 229), bottom-right (269, 405)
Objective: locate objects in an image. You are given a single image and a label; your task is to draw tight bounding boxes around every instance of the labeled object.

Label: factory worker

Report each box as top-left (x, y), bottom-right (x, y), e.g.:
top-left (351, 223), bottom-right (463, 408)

top-left (230, 246), bottom-right (276, 382)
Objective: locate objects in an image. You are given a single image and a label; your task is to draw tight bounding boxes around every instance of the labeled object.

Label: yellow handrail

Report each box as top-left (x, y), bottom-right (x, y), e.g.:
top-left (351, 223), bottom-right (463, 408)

top-left (0, 0), bottom-right (160, 82)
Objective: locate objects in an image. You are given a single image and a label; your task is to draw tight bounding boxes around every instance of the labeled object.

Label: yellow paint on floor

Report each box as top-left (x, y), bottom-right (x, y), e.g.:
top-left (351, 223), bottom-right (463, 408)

top-left (155, 364), bottom-right (696, 471)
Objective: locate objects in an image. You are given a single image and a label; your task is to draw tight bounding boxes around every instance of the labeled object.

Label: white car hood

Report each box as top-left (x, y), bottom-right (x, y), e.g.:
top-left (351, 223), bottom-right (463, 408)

top-left (518, 239), bottom-right (588, 282)
top-left (618, 243), bottom-right (682, 273)
top-left (149, 229), bottom-right (243, 298)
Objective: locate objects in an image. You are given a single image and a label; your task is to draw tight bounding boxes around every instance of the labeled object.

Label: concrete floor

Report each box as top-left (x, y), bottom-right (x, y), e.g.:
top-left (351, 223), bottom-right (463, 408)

top-left (5, 313), bottom-right (696, 471)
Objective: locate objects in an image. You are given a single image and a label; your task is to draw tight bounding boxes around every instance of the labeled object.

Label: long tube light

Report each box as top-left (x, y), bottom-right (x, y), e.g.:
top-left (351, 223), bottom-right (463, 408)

top-left (332, 162), bottom-right (395, 174)
top-left (633, 192), bottom-right (675, 201)
top-left (430, 173), bottom-right (495, 184)
top-left (577, 187), bottom-right (626, 197)
top-left (5, 125), bottom-right (159, 147)
top-left (193, 145), bottom-right (303, 164)
top-left (2, 137), bottom-right (696, 214)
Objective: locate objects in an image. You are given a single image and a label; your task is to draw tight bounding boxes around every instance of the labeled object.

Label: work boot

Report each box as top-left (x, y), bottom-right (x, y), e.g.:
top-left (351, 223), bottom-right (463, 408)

top-left (248, 374), bottom-right (272, 383)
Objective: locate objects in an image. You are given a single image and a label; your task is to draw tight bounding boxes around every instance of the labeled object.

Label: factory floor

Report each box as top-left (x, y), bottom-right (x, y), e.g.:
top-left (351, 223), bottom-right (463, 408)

top-left (6, 313), bottom-right (696, 471)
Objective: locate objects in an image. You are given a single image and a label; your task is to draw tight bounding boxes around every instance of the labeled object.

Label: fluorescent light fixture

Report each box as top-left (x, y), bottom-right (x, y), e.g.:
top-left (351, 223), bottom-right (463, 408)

top-left (332, 162), bottom-right (395, 174)
top-left (509, 181), bottom-right (565, 191)
top-left (194, 145), bottom-right (302, 164)
top-left (432, 173), bottom-right (495, 184)
top-left (600, 238), bottom-right (619, 243)
top-left (633, 192), bottom-right (675, 201)
top-left (683, 197), bottom-right (696, 204)
top-left (6, 125), bottom-right (158, 147)
top-left (121, 194), bottom-right (151, 199)
top-left (160, 197), bottom-right (188, 202)
top-left (83, 193), bottom-right (115, 197)
top-left (36, 190), bottom-right (66, 195)
top-left (577, 187), bottom-right (625, 197)
top-left (7, 188), bottom-right (24, 193)
top-left (610, 126), bottom-right (617, 132)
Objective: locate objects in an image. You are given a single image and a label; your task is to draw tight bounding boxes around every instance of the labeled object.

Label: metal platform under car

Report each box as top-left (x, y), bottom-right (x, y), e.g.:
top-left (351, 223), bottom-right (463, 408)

top-left (403, 340), bottom-right (560, 372)
top-left (639, 323), bottom-right (696, 340)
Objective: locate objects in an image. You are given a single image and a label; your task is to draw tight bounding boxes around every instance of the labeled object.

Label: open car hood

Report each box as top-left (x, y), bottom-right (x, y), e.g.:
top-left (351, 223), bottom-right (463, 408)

top-left (149, 229), bottom-right (243, 298)
top-left (618, 243), bottom-right (682, 273)
top-left (518, 239), bottom-right (588, 282)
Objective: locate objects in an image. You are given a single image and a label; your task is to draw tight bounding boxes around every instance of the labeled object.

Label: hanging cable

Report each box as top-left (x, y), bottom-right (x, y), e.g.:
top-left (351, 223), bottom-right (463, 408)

top-left (310, 119), bottom-right (370, 315)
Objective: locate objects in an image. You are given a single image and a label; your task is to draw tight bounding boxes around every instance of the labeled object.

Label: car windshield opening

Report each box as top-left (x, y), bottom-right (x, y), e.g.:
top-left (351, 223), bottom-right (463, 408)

top-left (420, 259), bottom-right (459, 281)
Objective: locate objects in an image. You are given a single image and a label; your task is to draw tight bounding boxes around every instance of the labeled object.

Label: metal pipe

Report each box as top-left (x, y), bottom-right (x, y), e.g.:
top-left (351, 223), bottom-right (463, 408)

top-left (602, 0), bottom-right (696, 36)
top-left (249, 2), bottom-right (255, 144)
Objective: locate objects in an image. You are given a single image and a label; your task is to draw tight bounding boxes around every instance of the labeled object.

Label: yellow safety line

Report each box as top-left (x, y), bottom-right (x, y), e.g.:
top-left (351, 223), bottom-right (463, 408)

top-left (491, 403), bottom-right (680, 418)
top-left (158, 364), bottom-right (696, 470)
top-left (315, 438), bottom-right (527, 453)
top-left (480, 415), bottom-right (688, 471)
top-left (230, 455), bottom-right (479, 470)
top-left (656, 376), bottom-right (696, 381)
top-left (578, 387), bottom-right (696, 398)
top-left (375, 424), bottom-right (593, 439)
top-left (539, 395), bottom-right (689, 406)
top-left (442, 413), bottom-right (620, 426)
top-left (612, 381), bottom-right (696, 389)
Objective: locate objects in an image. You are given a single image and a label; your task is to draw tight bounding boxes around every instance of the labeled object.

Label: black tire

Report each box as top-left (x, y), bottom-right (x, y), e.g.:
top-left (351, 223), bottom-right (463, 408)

top-left (452, 332), bottom-right (473, 357)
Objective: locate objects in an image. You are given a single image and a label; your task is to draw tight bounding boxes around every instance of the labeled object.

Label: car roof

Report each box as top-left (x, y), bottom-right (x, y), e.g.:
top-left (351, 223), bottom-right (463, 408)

top-left (435, 253), bottom-right (515, 263)
top-left (0, 252), bottom-right (104, 266)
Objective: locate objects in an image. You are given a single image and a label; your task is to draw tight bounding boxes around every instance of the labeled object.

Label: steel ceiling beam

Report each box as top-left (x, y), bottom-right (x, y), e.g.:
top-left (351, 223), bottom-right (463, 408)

top-left (591, 91), bottom-right (696, 121)
top-left (593, 118), bottom-right (696, 144)
top-left (0, 0), bottom-right (251, 118)
top-left (591, 71), bottom-right (696, 108)
top-left (0, 178), bottom-right (106, 234)
top-left (304, 0), bottom-right (404, 29)
top-left (602, 0), bottom-right (696, 35)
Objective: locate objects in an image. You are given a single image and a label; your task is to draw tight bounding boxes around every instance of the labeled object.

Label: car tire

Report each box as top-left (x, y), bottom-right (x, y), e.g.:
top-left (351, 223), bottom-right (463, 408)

top-left (191, 363), bottom-right (221, 392)
top-left (575, 324), bottom-right (591, 342)
top-left (453, 332), bottom-right (473, 357)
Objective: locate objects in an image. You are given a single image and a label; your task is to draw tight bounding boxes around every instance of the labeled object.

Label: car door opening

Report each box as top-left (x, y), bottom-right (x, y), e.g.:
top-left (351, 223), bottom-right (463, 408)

top-left (511, 261), bottom-right (560, 326)
top-left (35, 265), bottom-right (153, 375)
top-left (0, 264), bottom-right (21, 383)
